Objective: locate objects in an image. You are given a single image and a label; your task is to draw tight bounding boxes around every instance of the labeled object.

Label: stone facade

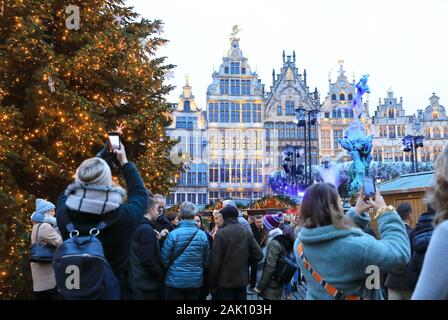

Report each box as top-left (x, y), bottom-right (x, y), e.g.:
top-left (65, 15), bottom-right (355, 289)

top-left (206, 33), bottom-right (266, 203)
top-left (264, 51), bottom-right (319, 190)
top-left (166, 78), bottom-right (208, 207)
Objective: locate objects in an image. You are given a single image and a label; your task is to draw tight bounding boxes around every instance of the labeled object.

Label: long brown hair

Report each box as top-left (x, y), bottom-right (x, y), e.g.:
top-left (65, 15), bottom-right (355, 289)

top-left (301, 183), bottom-right (354, 229)
top-left (426, 145), bottom-right (448, 225)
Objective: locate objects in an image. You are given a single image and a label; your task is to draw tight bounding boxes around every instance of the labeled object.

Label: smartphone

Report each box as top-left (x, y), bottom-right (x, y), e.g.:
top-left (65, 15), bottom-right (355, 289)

top-left (362, 176), bottom-right (376, 199)
top-left (108, 132), bottom-right (121, 150)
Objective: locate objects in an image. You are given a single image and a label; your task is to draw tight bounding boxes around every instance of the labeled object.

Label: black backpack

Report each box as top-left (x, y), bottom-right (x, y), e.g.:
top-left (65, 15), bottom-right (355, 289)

top-left (53, 215), bottom-right (120, 299)
top-left (273, 237), bottom-right (297, 285)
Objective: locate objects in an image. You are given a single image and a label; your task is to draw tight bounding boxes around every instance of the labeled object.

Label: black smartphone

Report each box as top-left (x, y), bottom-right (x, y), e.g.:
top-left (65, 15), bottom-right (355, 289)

top-left (362, 176), bottom-right (376, 199)
top-left (108, 132), bottom-right (121, 150)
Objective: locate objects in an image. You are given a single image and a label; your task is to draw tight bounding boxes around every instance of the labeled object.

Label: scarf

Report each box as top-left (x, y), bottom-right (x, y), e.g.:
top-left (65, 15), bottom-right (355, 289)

top-left (30, 211), bottom-right (57, 227)
top-left (64, 182), bottom-right (126, 215)
top-left (266, 227), bottom-right (283, 246)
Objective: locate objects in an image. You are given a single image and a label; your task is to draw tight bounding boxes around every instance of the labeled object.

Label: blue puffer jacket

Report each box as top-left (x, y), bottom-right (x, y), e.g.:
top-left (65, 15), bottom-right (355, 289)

top-left (294, 209), bottom-right (410, 300)
top-left (161, 220), bottom-right (210, 288)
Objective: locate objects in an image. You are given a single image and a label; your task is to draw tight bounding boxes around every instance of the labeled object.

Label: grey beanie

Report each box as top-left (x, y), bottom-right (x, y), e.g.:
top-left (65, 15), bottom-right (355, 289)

top-left (75, 157), bottom-right (112, 186)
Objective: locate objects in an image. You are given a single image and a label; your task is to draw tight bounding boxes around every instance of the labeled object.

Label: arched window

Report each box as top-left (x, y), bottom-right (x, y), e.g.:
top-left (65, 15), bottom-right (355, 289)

top-left (184, 100), bottom-right (191, 111)
top-left (340, 93), bottom-right (345, 101)
top-left (331, 94), bottom-right (337, 101)
top-left (348, 94), bottom-right (353, 101)
top-left (336, 110), bottom-right (342, 118)
top-left (332, 110), bottom-right (337, 118)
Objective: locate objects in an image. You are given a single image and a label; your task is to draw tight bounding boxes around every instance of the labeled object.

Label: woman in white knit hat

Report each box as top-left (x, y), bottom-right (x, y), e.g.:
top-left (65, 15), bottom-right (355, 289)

top-left (56, 143), bottom-right (149, 299)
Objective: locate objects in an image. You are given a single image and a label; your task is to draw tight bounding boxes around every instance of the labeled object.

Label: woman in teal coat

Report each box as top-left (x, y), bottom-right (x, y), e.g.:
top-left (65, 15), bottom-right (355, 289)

top-left (294, 183), bottom-right (410, 300)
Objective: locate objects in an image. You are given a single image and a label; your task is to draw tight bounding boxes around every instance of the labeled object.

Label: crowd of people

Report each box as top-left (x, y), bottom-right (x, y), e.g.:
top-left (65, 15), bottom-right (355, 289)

top-left (29, 143), bottom-right (448, 300)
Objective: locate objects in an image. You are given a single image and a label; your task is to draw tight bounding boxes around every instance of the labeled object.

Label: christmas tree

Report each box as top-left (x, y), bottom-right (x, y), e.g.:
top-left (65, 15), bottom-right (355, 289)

top-left (0, 0), bottom-right (181, 298)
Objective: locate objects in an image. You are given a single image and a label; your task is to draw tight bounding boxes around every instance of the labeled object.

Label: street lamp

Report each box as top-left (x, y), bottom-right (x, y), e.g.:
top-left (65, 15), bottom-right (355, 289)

top-left (402, 135), bottom-right (425, 173)
top-left (295, 107), bottom-right (320, 185)
top-left (282, 145), bottom-right (306, 187)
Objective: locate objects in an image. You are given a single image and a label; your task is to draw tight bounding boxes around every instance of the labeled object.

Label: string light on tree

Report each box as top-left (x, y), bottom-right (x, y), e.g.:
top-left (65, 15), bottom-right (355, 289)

top-left (0, 0), bottom-right (181, 298)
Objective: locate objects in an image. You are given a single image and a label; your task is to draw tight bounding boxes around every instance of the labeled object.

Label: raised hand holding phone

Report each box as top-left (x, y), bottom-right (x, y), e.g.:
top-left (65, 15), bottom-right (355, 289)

top-left (113, 142), bottom-right (128, 166)
top-left (366, 189), bottom-right (387, 212)
top-left (355, 186), bottom-right (373, 214)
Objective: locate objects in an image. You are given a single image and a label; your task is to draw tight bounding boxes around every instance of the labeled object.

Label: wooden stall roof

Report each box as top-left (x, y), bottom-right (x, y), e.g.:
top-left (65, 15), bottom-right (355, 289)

top-left (378, 171), bottom-right (434, 195)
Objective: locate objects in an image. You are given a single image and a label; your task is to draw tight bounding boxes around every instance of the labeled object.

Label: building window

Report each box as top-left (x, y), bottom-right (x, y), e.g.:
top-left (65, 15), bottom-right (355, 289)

top-left (349, 110), bottom-right (354, 118)
top-left (209, 162), bottom-right (218, 182)
top-left (209, 191), bottom-right (219, 203)
top-left (265, 122), bottom-right (274, 139)
top-left (425, 127), bottom-right (431, 139)
top-left (285, 100), bottom-right (295, 115)
top-left (242, 103), bottom-right (251, 123)
top-left (224, 67), bottom-right (229, 74)
top-left (220, 102), bottom-right (230, 123)
top-left (167, 194), bottom-right (175, 205)
top-left (230, 62), bottom-right (240, 74)
top-left (208, 103), bottom-right (218, 122)
top-left (230, 79), bottom-right (240, 95)
top-left (444, 127), bottom-right (448, 138)
top-left (176, 193), bottom-right (186, 204)
top-left (277, 105), bottom-right (282, 116)
top-left (286, 122), bottom-right (295, 140)
top-left (187, 193), bottom-right (196, 204)
top-left (433, 112), bottom-right (439, 120)
top-left (388, 125), bottom-right (396, 138)
top-left (348, 94), bottom-right (353, 101)
top-left (186, 116), bottom-right (197, 129)
top-left (434, 127), bottom-right (441, 138)
top-left (340, 93), bottom-right (345, 101)
top-left (276, 122), bottom-right (285, 140)
top-left (321, 130), bottom-right (331, 149)
top-left (241, 67), bottom-right (246, 75)
top-left (231, 103), bottom-right (240, 123)
top-left (397, 125), bottom-right (405, 137)
top-left (176, 116), bottom-right (186, 128)
top-left (374, 151), bottom-right (382, 162)
top-left (219, 79), bottom-right (229, 95)
top-left (243, 159), bottom-right (251, 183)
top-left (331, 94), bottom-right (337, 101)
top-left (198, 194), bottom-right (207, 205)
top-left (297, 127), bottom-right (304, 140)
top-left (252, 104), bottom-right (262, 123)
top-left (255, 160), bottom-right (263, 183)
top-left (183, 100), bottom-right (191, 111)
top-left (388, 109), bottom-right (394, 119)
top-left (241, 80), bottom-right (250, 95)
top-left (333, 130), bottom-right (343, 149)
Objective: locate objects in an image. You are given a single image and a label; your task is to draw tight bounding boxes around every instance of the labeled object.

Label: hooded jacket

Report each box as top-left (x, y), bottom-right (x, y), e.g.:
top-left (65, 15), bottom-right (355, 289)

top-left (294, 209), bottom-right (410, 300)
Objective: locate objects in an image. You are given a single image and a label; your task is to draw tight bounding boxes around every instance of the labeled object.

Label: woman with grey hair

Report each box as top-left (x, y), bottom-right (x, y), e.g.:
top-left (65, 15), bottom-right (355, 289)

top-left (161, 202), bottom-right (211, 300)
